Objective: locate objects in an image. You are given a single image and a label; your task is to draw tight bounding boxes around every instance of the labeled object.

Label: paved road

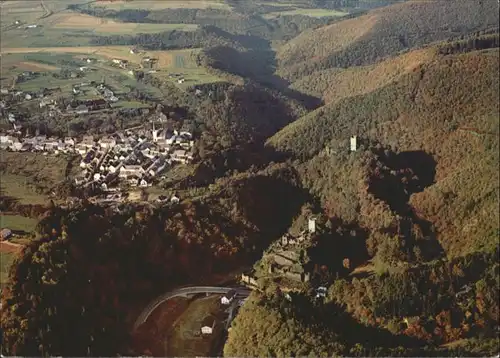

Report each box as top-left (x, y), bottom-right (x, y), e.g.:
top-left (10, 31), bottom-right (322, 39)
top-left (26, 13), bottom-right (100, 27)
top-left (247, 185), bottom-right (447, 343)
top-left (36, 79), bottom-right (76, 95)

top-left (133, 286), bottom-right (251, 330)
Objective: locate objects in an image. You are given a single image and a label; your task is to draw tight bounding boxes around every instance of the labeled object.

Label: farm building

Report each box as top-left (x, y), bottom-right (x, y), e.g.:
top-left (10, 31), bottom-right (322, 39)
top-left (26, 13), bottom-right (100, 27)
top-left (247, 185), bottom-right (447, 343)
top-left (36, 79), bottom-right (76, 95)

top-left (0, 228), bottom-right (13, 241)
top-left (221, 290), bottom-right (237, 305)
top-left (201, 317), bottom-right (216, 335)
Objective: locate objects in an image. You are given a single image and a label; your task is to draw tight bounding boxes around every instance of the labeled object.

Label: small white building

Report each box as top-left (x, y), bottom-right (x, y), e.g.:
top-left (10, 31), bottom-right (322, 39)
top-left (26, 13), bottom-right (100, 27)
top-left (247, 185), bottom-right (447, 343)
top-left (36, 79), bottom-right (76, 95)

top-left (99, 137), bottom-right (116, 149)
top-left (201, 317), bottom-right (216, 335)
top-left (308, 217), bottom-right (316, 234)
top-left (221, 289), bottom-right (237, 305)
top-left (64, 137), bottom-right (75, 146)
top-left (119, 165), bottom-right (145, 178)
top-left (350, 136), bottom-right (357, 152)
top-left (108, 164), bottom-right (117, 174)
top-left (171, 195), bottom-right (180, 204)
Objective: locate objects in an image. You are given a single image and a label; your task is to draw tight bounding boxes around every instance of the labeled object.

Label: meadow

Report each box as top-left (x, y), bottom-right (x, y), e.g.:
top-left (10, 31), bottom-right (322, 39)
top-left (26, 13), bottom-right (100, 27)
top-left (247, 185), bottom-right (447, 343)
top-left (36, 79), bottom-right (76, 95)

top-left (0, 214), bottom-right (38, 233)
top-left (89, 0), bottom-right (232, 11)
top-left (0, 0), bottom-right (198, 48)
top-left (1, 46), bottom-right (222, 95)
top-left (0, 174), bottom-right (50, 205)
top-left (167, 295), bottom-right (223, 356)
top-left (0, 252), bottom-right (16, 286)
top-left (262, 8), bottom-right (349, 19)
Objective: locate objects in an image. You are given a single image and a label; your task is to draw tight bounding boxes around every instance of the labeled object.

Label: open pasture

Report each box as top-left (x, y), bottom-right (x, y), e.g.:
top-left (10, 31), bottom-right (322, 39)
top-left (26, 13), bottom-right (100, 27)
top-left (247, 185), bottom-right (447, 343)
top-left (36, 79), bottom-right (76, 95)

top-left (166, 295), bottom-right (223, 356)
top-left (0, 252), bottom-right (16, 286)
top-left (0, 214), bottom-right (38, 234)
top-left (50, 13), bottom-right (198, 34)
top-left (1, 46), bottom-right (223, 89)
top-left (262, 8), bottom-right (349, 18)
top-left (91, 0), bottom-right (232, 11)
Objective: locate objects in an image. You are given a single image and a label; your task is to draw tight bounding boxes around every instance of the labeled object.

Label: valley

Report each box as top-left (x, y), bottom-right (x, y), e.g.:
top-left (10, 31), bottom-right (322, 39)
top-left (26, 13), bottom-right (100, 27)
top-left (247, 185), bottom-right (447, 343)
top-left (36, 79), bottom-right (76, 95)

top-left (0, 0), bottom-right (499, 357)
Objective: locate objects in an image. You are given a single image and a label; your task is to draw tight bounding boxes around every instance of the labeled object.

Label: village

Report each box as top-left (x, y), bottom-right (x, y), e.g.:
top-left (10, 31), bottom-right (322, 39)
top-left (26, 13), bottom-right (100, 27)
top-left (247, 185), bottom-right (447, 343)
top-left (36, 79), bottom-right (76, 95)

top-left (0, 123), bottom-right (195, 191)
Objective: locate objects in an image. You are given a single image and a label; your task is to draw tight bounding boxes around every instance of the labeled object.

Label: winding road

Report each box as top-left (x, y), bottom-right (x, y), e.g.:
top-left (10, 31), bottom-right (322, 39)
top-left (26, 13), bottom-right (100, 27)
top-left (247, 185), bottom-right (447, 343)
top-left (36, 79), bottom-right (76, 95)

top-left (133, 286), bottom-right (251, 330)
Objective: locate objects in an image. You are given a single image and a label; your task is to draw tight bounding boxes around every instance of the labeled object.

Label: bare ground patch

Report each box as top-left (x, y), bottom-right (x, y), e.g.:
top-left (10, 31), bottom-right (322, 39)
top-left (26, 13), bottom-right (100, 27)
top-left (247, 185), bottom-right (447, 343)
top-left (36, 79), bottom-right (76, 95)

top-left (17, 61), bottom-right (59, 71)
top-left (93, 0), bottom-right (231, 10)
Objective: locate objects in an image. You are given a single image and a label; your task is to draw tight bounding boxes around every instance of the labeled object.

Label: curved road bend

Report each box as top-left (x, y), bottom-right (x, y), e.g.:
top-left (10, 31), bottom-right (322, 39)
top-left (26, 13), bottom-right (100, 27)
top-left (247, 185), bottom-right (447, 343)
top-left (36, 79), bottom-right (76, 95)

top-left (133, 286), bottom-right (251, 330)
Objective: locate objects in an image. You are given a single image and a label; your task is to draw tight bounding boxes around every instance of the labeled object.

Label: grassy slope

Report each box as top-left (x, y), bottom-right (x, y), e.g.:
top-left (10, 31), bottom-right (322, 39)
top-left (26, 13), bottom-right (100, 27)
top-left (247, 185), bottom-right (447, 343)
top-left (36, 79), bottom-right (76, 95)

top-left (0, 252), bottom-right (16, 286)
top-left (0, 215), bottom-right (38, 232)
top-left (277, 0), bottom-right (499, 82)
top-left (0, 152), bottom-right (79, 200)
top-left (268, 47), bottom-right (499, 257)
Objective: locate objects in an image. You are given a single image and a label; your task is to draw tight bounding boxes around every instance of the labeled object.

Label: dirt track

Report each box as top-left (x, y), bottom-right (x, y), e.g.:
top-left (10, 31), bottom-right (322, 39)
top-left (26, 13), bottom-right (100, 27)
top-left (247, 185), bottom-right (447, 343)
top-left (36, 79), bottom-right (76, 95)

top-left (0, 241), bottom-right (22, 254)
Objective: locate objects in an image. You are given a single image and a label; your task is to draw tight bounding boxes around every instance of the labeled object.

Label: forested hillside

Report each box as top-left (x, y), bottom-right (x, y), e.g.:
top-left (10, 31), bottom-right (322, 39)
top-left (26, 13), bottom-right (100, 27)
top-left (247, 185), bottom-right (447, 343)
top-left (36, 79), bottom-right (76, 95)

top-left (1, 0), bottom-right (498, 356)
top-left (0, 162), bottom-right (311, 356)
top-left (277, 0), bottom-right (499, 81)
top-left (269, 46), bottom-right (499, 257)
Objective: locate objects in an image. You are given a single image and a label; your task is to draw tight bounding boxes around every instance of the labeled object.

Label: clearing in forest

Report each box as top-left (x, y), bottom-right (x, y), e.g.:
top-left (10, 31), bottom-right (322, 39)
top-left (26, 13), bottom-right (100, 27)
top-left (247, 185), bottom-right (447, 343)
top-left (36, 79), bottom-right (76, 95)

top-left (92, 0), bottom-right (232, 10)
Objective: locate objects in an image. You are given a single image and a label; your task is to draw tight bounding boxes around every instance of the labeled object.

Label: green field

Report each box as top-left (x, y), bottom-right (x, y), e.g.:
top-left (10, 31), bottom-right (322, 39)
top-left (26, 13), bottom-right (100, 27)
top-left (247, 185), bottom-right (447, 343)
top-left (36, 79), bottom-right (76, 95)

top-left (89, 0), bottom-right (232, 11)
top-left (0, 252), bottom-right (16, 286)
top-left (167, 295), bottom-right (224, 356)
top-left (1, 46), bottom-right (222, 95)
top-left (0, 1), bottom-right (224, 96)
top-left (153, 48), bottom-right (223, 89)
top-left (0, 174), bottom-right (50, 205)
top-left (0, 152), bottom-right (80, 204)
top-left (0, 0), bottom-right (198, 49)
top-left (0, 214), bottom-right (38, 233)
top-left (262, 8), bottom-right (349, 18)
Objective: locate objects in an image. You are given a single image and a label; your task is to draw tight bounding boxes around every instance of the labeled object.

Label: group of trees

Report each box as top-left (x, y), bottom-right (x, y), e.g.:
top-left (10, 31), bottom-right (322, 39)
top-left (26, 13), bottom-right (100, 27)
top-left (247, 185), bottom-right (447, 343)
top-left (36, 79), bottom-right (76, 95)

top-left (276, 0), bottom-right (499, 81)
top-left (225, 287), bottom-right (493, 356)
top-left (329, 248), bottom-right (499, 347)
top-left (75, 2), bottom-right (344, 44)
top-left (0, 160), bottom-right (315, 356)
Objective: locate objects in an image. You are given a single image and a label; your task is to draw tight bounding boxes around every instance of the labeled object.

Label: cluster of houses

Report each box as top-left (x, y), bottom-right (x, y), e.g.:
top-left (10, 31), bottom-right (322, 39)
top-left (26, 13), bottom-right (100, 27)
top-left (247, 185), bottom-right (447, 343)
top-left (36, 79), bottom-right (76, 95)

top-left (1, 80), bottom-right (119, 120)
top-left (0, 133), bottom-right (76, 153)
top-left (0, 126), bottom-right (195, 189)
top-left (73, 128), bottom-right (194, 189)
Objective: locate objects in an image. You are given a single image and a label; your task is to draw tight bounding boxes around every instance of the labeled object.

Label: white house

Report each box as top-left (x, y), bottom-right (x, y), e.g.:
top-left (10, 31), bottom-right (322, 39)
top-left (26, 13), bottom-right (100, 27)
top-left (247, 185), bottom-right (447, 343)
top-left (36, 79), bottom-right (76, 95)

top-left (64, 137), bottom-right (75, 146)
top-left (75, 144), bottom-right (88, 155)
top-left (170, 195), bottom-right (180, 204)
top-left (201, 317), bottom-right (216, 335)
top-left (166, 135), bottom-right (176, 145)
top-left (108, 164), bottom-right (118, 174)
top-left (11, 142), bottom-right (23, 151)
top-left (221, 290), bottom-right (236, 305)
top-left (99, 137), bottom-right (116, 149)
top-left (0, 135), bottom-right (15, 144)
top-left (119, 165), bottom-right (145, 178)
